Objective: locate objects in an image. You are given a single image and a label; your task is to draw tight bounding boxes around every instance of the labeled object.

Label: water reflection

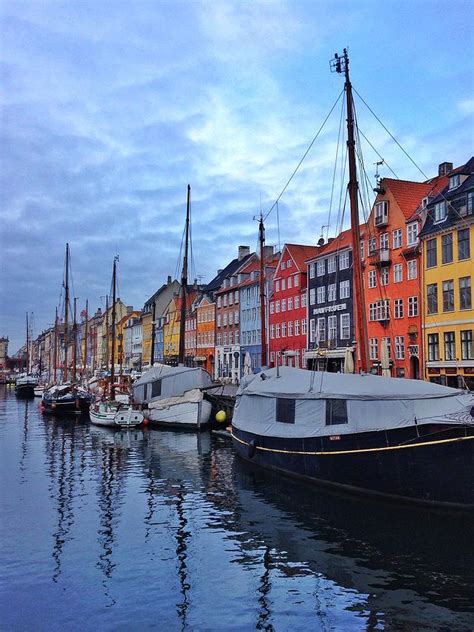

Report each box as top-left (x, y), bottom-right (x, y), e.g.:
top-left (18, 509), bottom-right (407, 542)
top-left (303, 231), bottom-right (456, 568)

top-left (2, 393), bottom-right (474, 631)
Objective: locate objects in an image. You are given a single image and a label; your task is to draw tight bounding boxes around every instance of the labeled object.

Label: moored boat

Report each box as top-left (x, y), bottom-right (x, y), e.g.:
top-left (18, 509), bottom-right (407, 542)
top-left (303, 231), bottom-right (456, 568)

top-left (89, 400), bottom-right (144, 428)
top-left (15, 373), bottom-right (38, 398)
top-left (42, 382), bottom-right (91, 414)
top-left (231, 367), bottom-right (474, 508)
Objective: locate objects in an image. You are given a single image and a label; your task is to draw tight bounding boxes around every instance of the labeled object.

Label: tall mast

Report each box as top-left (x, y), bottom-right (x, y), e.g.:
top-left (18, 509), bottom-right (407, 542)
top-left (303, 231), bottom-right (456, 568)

top-left (25, 312), bottom-right (29, 372)
top-left (72, 297), bottom-right (77, 383)
top-left (83, 299), bottom-right (89, 375)
top-left (53, 307), bottom-right (58, 383)
top-left (331, 49), bottom-right (369, 372)
top-left (110, 257), bottom-right (118, 400)
top-left (64, 243), bottom-right (69, 382)
top-left (105, 295), bottom-right (109, 372)
top-left (150, 300), bottom-right (156, 367)
top-left (178, 184), bottom-right (191, 365)
top-left (259, 215), bottom-right (267, 368)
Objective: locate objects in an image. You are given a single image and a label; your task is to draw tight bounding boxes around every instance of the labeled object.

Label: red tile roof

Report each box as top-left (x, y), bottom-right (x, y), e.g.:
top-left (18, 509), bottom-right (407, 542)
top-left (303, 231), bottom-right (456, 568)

top-left (305, 225), bottom-right (367, 260)
top-left (385, 176), bottom-right (448, 220)
top-left (285, 244), bottom-right (319, 271)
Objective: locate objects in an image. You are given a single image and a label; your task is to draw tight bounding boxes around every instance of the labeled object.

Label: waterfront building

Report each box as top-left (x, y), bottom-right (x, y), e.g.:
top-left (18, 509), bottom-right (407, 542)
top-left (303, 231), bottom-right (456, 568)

top-left (269, 244), bottom-right (317, 368)
top-left (306, 231), bottom-right (358, 372)
top-left (195, 294), bottom-right (216, 375)
top-left (141, 277), bottom-right (181, 368)
top-left (364, 175), bottom-right (446, 378)
top-left (0, 337), bottom-right (9, 373)
top-left (420, 157), bottom-right (474, 389)
top-left (239, 247), bottom-right (279, 374)
top-left (163, 286), bottom-right (201, 366)
top-left (184, 304), bottom-right (197, 366)
top-left (214, 246), bottom-right (253, 382)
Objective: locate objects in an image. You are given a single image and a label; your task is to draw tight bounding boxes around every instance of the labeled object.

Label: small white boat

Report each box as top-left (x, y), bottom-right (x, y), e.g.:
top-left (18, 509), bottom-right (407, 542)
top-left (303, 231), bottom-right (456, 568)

top-left (34, 385), bottom-right (45, 397)
top-left (89, 400), bottom-right (144, 428)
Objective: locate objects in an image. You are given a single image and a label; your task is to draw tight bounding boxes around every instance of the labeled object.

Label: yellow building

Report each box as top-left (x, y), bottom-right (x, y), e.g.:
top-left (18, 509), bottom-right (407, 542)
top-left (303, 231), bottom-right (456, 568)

top-left (421, 158), bottom-right (473, 389)
top-left (163, 296), bottom-right (180, 364)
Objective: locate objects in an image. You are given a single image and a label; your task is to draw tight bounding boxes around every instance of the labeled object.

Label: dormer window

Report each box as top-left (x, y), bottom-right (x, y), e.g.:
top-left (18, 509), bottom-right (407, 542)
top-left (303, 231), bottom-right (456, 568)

top-left (374, 201), bottom-right (389, 226)
top-left (434, 201), bottom-right (447, 223)
top-left (449, 174), bottom-right (460, 190)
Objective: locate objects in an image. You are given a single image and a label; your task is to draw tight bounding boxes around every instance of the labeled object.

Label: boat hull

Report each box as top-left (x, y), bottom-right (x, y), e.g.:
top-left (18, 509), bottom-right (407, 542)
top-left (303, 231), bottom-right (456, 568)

top-left (147, 399), bottom-right (212, 430)
top-left (15, 384), bottom-right (35, 398)
top-left (231, 425), bottom-right (474, 509)
top-left (42, 396), bottom-right (90, 415)
top-left (89, 407), bottom-right (143, 428)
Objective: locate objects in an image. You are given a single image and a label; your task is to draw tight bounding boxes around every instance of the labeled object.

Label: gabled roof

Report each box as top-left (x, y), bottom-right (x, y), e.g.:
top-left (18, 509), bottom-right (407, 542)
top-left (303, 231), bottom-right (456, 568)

top-left (305, 225), bottom-right (366, 262)
top-left (284, 244), bottom-right (319, 271)
top-left (383, 177), bottom-right (447, 221)
top-left (204, 252), bottom-right (254, 293)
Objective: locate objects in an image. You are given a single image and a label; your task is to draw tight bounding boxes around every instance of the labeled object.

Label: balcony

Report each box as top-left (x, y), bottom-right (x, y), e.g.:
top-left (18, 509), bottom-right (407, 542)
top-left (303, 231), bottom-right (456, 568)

top-left (369, 249), bottom-right (391, 266)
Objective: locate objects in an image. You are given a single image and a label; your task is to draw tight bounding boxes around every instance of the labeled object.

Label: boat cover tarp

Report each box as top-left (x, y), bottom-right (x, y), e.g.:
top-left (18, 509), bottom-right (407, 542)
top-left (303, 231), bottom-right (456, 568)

top-left (148, 388), bottom-right (204, 410)
top-left (132, 364), bottom-right (213, 404)
top-left (233, 367), bottom-right (474, 438)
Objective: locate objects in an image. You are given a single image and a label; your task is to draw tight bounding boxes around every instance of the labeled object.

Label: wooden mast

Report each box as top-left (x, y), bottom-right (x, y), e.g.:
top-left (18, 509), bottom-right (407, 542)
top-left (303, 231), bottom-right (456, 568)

top-left (72, 298), bottom-right (77, 383)
top-left (64, 243), bottom-right (70, 382)
top-left (178, 185), bottom-right (191, 365)
top-left (25, 312), bottom-right (29, 372)
top-left (259, 215), bottom-right (267, 367)
top-left (110, 257), bottom-right (118, 400)
top-left (83, 299), bottom-right (89, 375)
top-left (105, 295), bottom-right (109, 373)
top-left (150, 300), bottom-right (156, 367)
top-left (332, 49), bottom-right (369, 372)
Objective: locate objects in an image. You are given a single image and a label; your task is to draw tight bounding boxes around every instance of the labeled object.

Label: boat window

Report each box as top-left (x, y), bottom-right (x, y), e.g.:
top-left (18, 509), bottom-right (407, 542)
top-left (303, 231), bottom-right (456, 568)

top-left (151, 380), bottom-right (162, 398)
top-left (276, 398), bottom-right (295, 424)
top-left (326, 399), bottom-right (348, 425)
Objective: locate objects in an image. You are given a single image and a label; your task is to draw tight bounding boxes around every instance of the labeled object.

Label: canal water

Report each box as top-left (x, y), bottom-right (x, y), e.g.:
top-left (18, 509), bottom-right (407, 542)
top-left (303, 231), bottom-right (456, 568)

top-left (1, 387), bottom-right (474, 631)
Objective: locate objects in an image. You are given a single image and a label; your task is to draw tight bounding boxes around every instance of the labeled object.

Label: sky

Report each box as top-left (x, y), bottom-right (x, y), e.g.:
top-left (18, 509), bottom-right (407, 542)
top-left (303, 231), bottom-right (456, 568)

top-left (1, 0), bottom-right (473, 353)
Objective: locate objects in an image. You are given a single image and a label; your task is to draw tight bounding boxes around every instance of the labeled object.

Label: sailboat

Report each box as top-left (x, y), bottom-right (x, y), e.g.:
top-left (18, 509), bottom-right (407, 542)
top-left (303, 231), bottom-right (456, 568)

top-left (15, 313), bottom-right (38, 398)
top-left (89, 256), bottom-right (144, 428)
top-left (132, 185), bottom-right (213, 429)
top-left (42, 244), bottom-right (91, 414)
top-left (231, 49), bottom-right (474, 509)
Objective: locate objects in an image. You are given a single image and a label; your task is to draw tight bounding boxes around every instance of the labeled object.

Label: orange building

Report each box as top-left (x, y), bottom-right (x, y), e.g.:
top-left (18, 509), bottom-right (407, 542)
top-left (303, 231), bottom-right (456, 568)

top-left (195, 294), bottom-right (215, 375)
top-left (364, 176), bottom-right (445, 378)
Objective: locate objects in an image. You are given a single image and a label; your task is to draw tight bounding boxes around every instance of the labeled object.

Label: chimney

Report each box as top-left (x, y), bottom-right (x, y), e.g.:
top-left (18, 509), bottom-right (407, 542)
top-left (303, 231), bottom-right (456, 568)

top-left (263, 245), bottom-right (274, 259)
top-left (238, 245), bottom-right (250, 261)
top-left (167, 275), bottom-right (172, 284)
top-left (438, 162), bottom-right (453, 176)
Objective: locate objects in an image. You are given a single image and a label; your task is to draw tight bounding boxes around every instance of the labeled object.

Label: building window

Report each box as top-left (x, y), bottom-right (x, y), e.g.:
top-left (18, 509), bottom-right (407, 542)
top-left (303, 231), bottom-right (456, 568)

top-left (444, 331), bottom-right (455, 360)
top-left (328, 315), bottom-right (337, 341)
top-left (327, 256), bottom-right (337, 273)
top-left (281, 279), bottom-right (286, 291)
top-left (458, 228), bottom-right (470, 260)
top-left (442, 233), bottom-right (453, 264)
top-left (369, 238), bottom-right (377, 255)
top-left (281, 261), bottom-right (286, 270)
top-left (288, 297), bottom-right (293, 310)
top-left (223, 294), bottom-right (227, 307)
top-left (408, 296), bottom-right (418, 317)
top-left (234, 291), bottom-right (239, 303)
top-left (301, 293), bottom-right (307, 308)
top-left (443, 280), bottom-right (454, 312)
top-left (368, 270), bottom-right (377, 288)
top-left (394, 298), bottom-right (404, 319)
top-left (270, 324), bottom-right (275, 339)
top-left (309, 318), bottom-right (316, 344)
top-left (360, 240), bottom-right (365, 260)
top-left (229, 292), bottom-right (233, 305)
top-left (407, 259), bottom-right (417, 280)
top-left (380, 232), bottom-right (389, 251)
top-left (229, 332), bottom-right (233, 345)
top-left (276, 398), bottom-right (295, 424)
top-left (309, 263), bottom-right (315, 279)
top-left (381, 336), bottom-right (392, 358)
top-left (407, 223), bottom-right (418, 246)
top-left (426, 238), bottom-right (437, 268)
top-left (449, 174), bottom-right (460, 190)
top-left (288, 321), bottom-right (293, 336)
top-left (374, 200), bottom-right (388, 226)
top-left (288, 276), bottom-right (292, 289)
top-left (316, 286), bottom-right (325, 304)
top-left (393, 263), bottom-right (403, 283)
top-left (217, 296), bottom-right (221, 308)
top-left (460, 276), bottom-right (472, 310)
top-left (317, 317), bottom-right (326, 342)
top-left (428, 333), bottom-right (439, 361)
top-left (270, 302), bottom-right (274, 314)
top-left (276, 324), bottom-right (280, 338)
top-left (282, 299), bottom-right (287, 312)
top-left (309, 288), bottom-right (316, 305)
top-left (328, 283), bottom-right (336, 301)
top-left (316, 260), bottom-right (325, 277)
top-left (295, 320), bottom-right (300, 336)
top-left (340, 280), bottom-right (350, 299)
top-left (395, 336), bottom-right (405, 360)
top-left (393, 229), bottom-right (402, 249)
top-left (282, 322), bottom-right (286, 337)
top-left (434, 201), bottom-right (447, 223)
top-left (217, 314), bottom-right (222, 327)
top-left (294, 273), bottom-right (299, 286)
top-left (427, 283), bottom-right (438, 314)
top-left (461, 330), bottom-right (473, 360)
top-left (275, 280), bottom-right (280, 292)
top-left (294, 296), bottom-right (300, 309)
top-left (339, 251), bottom-right (349, 270)
top-left (468, 192), bottom-right (474, 216)
top-left (340, 313), bottom-right (350, 339)
top-left (369, 338), bottom-right (378, 360)
top-left (325, 399), bottom-right (348, 425)
top-left (380, 268), bottom-right (389, 286)
top-left (276, 300), bottom-right (281, 313)
top-left (287, 259), bottom-right (292, 268)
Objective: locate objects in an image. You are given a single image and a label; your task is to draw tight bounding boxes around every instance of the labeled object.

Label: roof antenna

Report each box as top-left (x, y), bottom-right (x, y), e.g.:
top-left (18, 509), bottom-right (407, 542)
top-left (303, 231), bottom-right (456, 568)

top-left (373, 159), bottom-right (385, 193)
top-left (319, 224), bottom-right (329, 246)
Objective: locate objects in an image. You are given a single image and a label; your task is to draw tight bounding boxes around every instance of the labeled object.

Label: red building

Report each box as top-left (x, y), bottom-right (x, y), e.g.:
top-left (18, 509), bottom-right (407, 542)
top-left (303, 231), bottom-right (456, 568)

top-left (269, 244), bottom-right (317, 368)
top-left (364, 176), bottom-right (445, 378)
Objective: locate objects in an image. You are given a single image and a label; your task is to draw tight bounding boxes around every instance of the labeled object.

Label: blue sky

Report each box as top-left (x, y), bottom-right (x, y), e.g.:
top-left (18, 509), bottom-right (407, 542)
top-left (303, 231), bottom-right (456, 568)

top-left (1, 0), bottom-right (473, 353)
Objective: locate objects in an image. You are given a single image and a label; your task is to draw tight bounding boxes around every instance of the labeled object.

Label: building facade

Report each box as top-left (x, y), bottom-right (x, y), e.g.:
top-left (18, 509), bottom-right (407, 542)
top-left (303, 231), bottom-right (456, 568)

top-left (195, 295), bottom-right (215, 375)
top-left (421, 157), bottom-right (474, 388)
top-left (306, 231), bottom-right (355, 372)
top-left (269, 244), bottom-right (316, 368)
